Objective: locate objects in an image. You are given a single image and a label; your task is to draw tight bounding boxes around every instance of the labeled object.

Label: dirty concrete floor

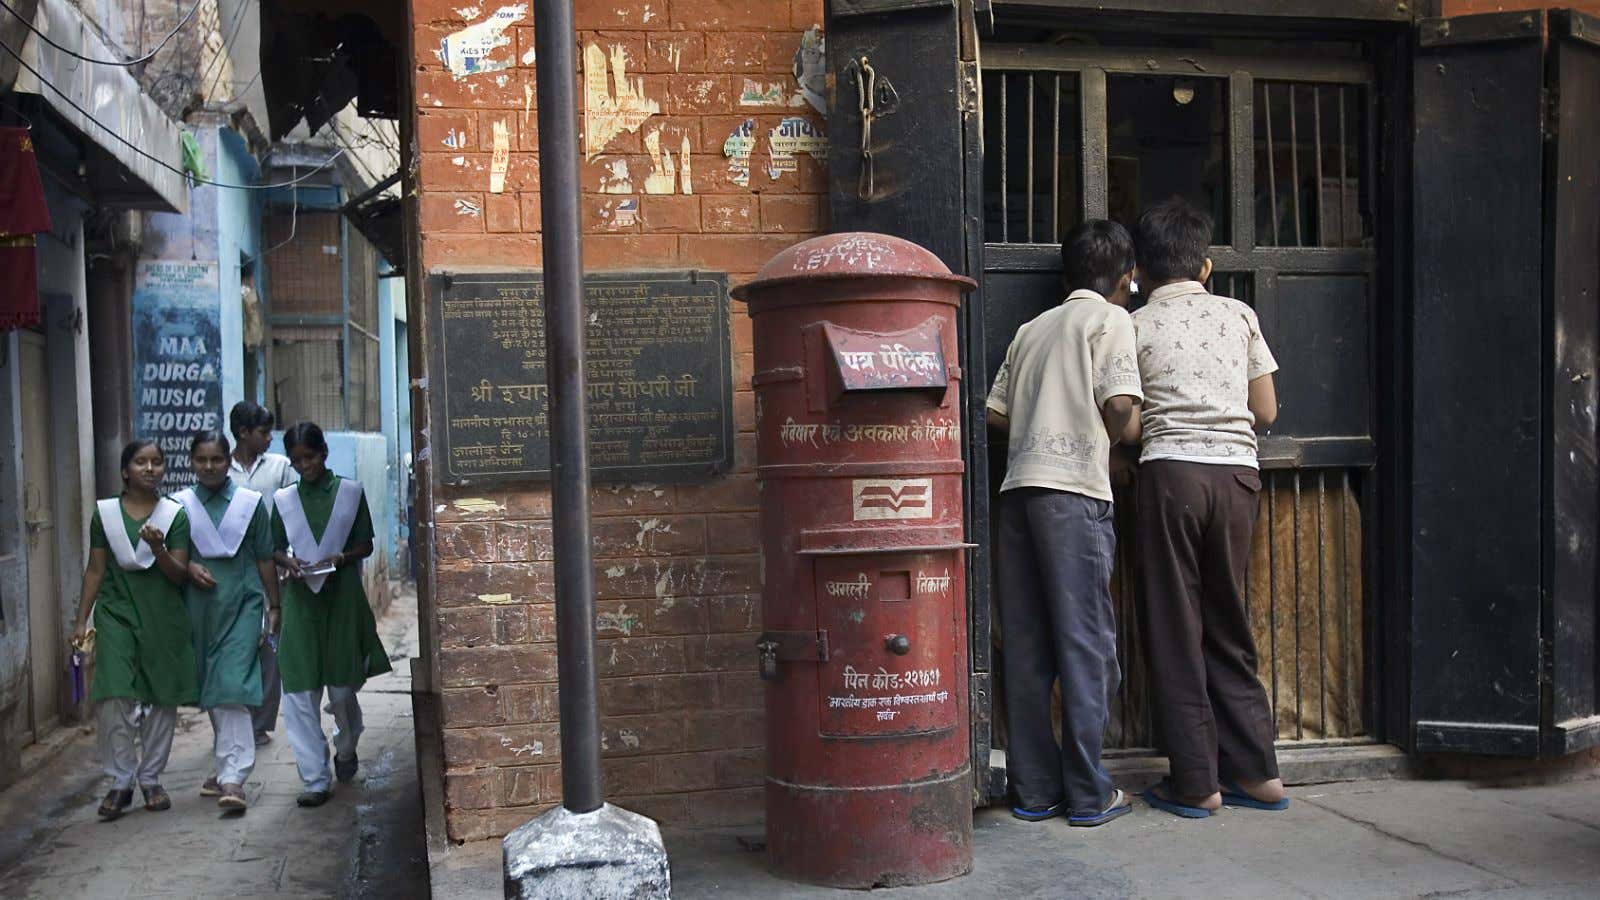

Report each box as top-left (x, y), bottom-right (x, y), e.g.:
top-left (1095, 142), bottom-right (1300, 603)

top-left (430, 775), bottom-right (1600, 899)
top-left (0, 585), bottom-right (428, 900)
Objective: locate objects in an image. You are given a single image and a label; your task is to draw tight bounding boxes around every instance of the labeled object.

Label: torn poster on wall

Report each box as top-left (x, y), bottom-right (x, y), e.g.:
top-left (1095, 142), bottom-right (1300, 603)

top-left (722, 119), bottom-right (757, 188)
top-left (490, 121), bottom-right (510, 193)
top-left (438, 5), bottom-right (526, 79)
top-left (614, 198), bottom-right (639, 227)
top-left (767, 117), bottom-right (826, 180)
top-left (794, 26), bottom-right (826, 115)
top-left (584, 43), bottom-right (659, 160)
top-left (739, 79), bottom-right (806, 107)
top-left (642, 129), bottom-right (693, 195)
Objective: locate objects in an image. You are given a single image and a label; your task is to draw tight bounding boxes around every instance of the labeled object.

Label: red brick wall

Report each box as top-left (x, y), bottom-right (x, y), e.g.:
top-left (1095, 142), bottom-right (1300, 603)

top-left (407, 0), bottom-right (825, 842)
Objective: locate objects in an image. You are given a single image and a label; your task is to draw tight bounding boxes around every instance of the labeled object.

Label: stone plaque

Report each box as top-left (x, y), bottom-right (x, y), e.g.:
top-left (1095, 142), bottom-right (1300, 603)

top-left (429, 271), bottom-right (734, 485)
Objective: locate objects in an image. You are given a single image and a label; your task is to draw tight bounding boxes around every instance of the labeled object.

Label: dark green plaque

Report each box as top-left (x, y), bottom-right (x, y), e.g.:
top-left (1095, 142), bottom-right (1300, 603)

top-left (428, 270), bottom-right (733, 485)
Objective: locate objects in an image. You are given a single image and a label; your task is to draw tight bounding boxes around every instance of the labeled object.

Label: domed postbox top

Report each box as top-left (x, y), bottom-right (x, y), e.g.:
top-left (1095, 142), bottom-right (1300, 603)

top-left (733, 232), bottom-right (977, 300)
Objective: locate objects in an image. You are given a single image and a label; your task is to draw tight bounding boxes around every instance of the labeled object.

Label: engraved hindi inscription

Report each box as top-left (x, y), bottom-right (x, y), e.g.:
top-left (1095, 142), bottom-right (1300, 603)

top-left (430, 271), bottom-right (734, 484)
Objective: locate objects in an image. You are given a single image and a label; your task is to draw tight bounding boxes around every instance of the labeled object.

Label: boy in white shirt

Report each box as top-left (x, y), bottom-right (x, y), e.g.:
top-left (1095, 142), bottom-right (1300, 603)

top-left (986, 220), bottom-right (1142, 826)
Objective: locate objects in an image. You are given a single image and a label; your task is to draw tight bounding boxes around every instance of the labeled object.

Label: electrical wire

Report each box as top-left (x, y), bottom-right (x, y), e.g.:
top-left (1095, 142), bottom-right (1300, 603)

top-left (0, 34), bottom-right (346, 190)
top-left (0, 0), bottom-right (201, 67)
top-left (249, 169), bottom-right (299, 262)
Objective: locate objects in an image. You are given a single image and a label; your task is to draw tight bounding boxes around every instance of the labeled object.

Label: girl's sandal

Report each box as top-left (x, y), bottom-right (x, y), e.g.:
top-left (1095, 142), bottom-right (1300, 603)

top-left (141, 784), bottom-right (172, 812)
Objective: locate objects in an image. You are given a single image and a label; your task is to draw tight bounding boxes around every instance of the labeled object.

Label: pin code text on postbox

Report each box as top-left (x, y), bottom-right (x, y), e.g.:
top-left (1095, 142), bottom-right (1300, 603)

top-left (733, 233), bottom-right (977, 889)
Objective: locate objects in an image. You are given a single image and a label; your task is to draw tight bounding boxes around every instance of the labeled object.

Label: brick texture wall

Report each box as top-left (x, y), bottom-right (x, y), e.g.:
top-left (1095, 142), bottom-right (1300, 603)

top-left (408, 0), bottom-right (825, 842)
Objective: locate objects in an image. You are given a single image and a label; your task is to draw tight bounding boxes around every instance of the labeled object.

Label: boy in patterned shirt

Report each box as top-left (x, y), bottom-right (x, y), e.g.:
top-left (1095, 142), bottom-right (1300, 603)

top-left (1127, 197), bottom-right (1287, 819)
top-left (985, 220), bottom-right (1142, 827)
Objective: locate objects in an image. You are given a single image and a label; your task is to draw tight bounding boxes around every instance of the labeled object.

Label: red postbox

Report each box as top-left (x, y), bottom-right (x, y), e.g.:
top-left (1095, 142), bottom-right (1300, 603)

top-left (732, 233), bottom-right (977, 888)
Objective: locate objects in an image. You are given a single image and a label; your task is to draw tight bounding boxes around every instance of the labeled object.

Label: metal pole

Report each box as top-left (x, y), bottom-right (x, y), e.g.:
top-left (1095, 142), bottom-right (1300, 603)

top-left (533, 0), bottom-right (602, 814)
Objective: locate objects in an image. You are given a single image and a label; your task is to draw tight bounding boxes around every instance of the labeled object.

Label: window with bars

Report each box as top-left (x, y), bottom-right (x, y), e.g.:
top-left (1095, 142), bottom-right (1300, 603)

top-left (1255, 81), bottom-right (1369, 248)
top-left (263, 210), bottom-right (383, 433)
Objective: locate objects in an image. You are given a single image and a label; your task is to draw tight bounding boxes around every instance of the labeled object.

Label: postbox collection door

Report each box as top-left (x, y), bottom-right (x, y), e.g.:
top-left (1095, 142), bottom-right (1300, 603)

top-left (815, 553), bottom-right (960, 738)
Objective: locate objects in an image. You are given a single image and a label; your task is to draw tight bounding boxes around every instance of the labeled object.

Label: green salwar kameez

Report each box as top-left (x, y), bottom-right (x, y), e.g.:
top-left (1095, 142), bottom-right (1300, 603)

top-left (183, 481), bottom-right (273, 709)
top-left (271, 472), bottom-right (391, 693)
top-left (88, 501), bottom-right (198, 707)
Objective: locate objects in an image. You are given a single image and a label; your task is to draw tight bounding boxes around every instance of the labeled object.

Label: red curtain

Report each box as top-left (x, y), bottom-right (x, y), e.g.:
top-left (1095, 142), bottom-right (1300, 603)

top-left (0, 126), bottom-right (51, 332)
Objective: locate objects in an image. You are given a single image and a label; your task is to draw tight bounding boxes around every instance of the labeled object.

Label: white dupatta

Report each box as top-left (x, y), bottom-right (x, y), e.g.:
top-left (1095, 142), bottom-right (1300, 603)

top-left (175, 486), bottom-right (262, 559)
top-left (275, 478), bottom-right (363, 594)
top-left (97, 497), bottom-right (182, 571)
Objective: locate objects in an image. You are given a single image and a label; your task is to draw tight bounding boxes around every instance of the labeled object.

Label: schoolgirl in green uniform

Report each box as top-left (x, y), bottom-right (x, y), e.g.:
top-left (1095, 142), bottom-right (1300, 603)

top-left (271, 422), bottom-right (390, 807)
top-left (177, 430), bottom-right (281, 813)
top-left (70, 440), bottom-right (197, 821)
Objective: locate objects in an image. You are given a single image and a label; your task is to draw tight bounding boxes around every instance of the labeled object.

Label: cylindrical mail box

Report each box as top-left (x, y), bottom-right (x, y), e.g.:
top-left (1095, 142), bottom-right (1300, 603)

top-left (732, 233), bottom-right (977, 888)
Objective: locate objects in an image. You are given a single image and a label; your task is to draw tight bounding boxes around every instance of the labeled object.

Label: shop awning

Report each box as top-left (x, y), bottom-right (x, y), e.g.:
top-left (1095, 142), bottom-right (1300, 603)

top-left (7, 0), bottom-right (188, 212)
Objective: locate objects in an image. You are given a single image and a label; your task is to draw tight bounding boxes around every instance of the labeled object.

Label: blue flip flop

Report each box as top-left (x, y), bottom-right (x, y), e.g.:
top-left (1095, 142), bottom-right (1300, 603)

top-left (1011, 800), bottom-right (1064, 822)
top-left (1141, 783), bottom-right (1213, 819)
top-left (1221, 782), bottom-right (1290, 811)
top-left (1069, 789), bottom-right (1132, 828)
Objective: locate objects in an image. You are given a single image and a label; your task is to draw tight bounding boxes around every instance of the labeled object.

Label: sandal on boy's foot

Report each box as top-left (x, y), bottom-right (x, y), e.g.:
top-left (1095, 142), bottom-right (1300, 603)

top-left (296, 789), bottom-right (332, 808)
top-left (218, 783), bottom-right (249, 812)
top-left (1069, 789), bottom-right (1133, 828)
top-left (1220, 781), bottom-right (1290, 811)
top-left (334, 753), bottom-right (359, 783)
top-left (140, 784), bottom-right (172, 812)
top-left (1011, 800), bottom-right (1065, 822)
top-left (199, 775), bottom-right (222, 797)
top-left (1141, 782), bottom-right (1213, 819)
top-left (97, 789), bottom-right (133, 821)
top-left (254, 731), bottom-right (272, 747)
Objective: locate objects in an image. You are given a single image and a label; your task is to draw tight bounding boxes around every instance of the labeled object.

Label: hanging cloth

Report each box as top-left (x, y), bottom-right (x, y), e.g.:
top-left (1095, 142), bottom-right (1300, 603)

top-left (0, 126), bottom-right (50, 332)
top-left (275, 480), bottom-right (363, 594)
top-left (97, 497), bottom-right (183, 571)
top-left (176, 486), bottom-right (262, 559)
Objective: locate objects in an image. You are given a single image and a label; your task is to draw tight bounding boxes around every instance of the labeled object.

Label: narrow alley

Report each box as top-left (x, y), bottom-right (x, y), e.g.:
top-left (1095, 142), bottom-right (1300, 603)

top-left (0, 587), bottom-right (428, 900)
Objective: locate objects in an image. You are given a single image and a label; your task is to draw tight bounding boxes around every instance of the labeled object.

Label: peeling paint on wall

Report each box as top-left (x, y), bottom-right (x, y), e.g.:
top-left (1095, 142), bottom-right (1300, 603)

top-left (722, 119), bottom-right (757, 188)
top-left (448, 497), bottom-right (504, 516)
top-left (767, 117), bottom-right (826, 180)
top-left (584, 43), bottom-right (659, 160)
top-left (438, 5), bottom-right (526, 79)
top-left (599, 158), bottom-right (633, 194)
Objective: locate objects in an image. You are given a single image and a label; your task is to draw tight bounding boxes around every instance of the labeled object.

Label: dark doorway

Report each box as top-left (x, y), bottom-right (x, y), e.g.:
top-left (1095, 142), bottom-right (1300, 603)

top-left (979, 34), bottom-right (1382, 760)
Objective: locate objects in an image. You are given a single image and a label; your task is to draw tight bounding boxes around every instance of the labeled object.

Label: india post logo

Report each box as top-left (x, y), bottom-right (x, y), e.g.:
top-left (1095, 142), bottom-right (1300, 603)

top-left (852, 478), bottom-right (934, 521)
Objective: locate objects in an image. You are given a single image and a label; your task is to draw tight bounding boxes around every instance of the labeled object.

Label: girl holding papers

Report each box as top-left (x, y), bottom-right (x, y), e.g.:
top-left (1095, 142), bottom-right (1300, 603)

top-left (271, 422), bottom-right (391, 808)
top-left (71, 440), bottom-right (197, 821)
top-left (174, 430), bottom-right (280, 813)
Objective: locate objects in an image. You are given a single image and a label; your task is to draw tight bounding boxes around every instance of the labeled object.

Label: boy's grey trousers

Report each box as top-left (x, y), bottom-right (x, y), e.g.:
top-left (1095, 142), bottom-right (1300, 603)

top-left (997, 487), bottom-right (1121, 816)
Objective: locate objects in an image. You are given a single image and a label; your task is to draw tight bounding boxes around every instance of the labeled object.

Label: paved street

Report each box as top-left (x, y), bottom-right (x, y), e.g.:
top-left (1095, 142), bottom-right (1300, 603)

top-left (433, 773), bottom-right (1600, 899)
top-left (0, 587), bottom-right (427, 900)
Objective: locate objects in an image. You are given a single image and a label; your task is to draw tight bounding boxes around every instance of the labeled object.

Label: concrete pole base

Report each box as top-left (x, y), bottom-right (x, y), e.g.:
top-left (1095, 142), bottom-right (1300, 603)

top-left (502, 803), bottom-right (670, 899)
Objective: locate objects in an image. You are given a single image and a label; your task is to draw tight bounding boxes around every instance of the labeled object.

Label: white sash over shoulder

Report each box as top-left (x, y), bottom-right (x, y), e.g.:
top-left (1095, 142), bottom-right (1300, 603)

top-left (176, 487), bottom-right (262, 559)
top-left (98, 497), bottom-right (182, 571)
top-left (275, 479), bottom-right (363, 594)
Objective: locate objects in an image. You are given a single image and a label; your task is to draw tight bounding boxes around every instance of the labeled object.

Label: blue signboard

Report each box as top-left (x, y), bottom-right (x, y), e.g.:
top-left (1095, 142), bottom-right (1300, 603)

top-left (132, 260), bottom-right (221, 490)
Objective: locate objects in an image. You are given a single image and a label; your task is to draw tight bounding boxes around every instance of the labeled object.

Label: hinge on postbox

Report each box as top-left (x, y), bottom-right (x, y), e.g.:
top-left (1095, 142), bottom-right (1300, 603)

top-left (845, 55), bottom-right (900, 202)
top-left (756, 630), bottom-right (830, 680)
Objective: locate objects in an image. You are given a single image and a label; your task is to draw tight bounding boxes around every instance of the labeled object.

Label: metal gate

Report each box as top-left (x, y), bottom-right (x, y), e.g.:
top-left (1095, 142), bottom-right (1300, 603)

top-left (979, 39), bottom-right (1380, 750)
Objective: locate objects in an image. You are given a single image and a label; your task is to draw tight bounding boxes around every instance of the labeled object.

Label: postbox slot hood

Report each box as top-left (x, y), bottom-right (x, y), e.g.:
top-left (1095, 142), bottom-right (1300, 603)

top-left (797, 524), bottom-right (971, 556)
